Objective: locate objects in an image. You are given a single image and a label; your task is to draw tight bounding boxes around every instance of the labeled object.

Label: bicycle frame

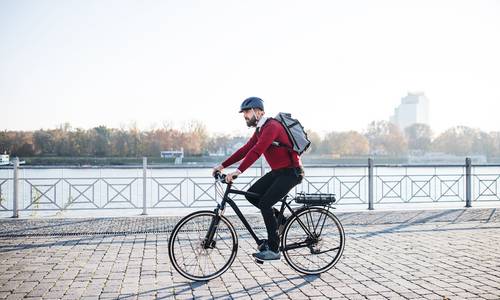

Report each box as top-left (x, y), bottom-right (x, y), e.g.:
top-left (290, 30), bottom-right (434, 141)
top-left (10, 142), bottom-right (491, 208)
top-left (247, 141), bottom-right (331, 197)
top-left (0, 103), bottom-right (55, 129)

top-left (204, 181), bottom-right (323, 250)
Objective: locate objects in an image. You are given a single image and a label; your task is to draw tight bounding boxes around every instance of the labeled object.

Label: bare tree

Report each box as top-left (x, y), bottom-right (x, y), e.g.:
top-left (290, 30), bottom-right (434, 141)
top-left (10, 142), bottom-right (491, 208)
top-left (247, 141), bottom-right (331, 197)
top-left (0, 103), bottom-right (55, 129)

top-left (404, 123), bottom-right (433, 153)
top-left (305, 130), bottom-right (321, 154)
top-left (320, 131), bottom-right (369, 156)
top-left (431, 126), bottom-right (487, 156)
top-left (365, 121), bottom-right (407, 156)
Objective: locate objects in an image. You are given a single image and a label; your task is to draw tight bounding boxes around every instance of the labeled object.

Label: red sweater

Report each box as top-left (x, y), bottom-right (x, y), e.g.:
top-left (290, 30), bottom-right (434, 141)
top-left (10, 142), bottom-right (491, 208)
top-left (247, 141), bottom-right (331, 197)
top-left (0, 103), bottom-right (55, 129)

top-left (222, 119), bottom-right (302, 173)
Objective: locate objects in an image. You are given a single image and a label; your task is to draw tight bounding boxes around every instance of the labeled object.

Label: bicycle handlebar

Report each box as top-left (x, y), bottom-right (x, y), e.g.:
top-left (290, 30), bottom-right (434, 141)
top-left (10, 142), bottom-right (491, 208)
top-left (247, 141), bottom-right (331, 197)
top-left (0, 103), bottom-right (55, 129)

top-left (214, 171), bottom-right (238, 183)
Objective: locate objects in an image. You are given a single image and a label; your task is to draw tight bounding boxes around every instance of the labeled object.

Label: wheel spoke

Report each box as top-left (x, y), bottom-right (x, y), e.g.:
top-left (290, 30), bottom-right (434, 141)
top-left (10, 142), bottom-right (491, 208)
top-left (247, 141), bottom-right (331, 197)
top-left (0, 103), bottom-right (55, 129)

top-left (169, 211), bottom-right (237, 281)
top-left (282, 207), bottom-right (345, 275)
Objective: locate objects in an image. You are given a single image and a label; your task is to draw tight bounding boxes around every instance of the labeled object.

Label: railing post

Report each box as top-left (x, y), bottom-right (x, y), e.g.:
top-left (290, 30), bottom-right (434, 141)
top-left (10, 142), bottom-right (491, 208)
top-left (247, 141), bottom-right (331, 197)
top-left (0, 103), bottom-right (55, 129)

top-left (465, 157), bottom-right (472, 208)
top-left (260, 157), bottom-right (265, 176)
top-left (368, 157), bottom-right (374, 210)
top-left (142, 157), bottom-right (148, 215)
top-left (12, 157), bottom-right (19, 218)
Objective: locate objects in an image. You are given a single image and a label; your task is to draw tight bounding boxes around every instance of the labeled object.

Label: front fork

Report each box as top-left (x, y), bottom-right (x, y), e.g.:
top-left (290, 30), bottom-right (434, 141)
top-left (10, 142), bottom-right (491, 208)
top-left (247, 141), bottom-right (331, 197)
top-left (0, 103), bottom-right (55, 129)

top-left (203, 205), bottom-right (223, 249)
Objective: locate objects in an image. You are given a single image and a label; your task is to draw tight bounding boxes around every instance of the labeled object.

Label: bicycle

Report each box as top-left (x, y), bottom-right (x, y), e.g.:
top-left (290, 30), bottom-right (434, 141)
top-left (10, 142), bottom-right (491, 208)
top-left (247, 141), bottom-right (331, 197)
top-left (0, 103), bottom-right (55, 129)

top-left (168, 171), bottom-right (345, 281)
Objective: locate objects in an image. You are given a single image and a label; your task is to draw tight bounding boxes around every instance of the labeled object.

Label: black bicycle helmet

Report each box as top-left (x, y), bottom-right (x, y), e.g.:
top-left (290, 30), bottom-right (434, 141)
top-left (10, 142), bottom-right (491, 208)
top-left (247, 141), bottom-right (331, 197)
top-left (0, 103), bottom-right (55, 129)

top-left (239, 97), bottom-right (264, 112)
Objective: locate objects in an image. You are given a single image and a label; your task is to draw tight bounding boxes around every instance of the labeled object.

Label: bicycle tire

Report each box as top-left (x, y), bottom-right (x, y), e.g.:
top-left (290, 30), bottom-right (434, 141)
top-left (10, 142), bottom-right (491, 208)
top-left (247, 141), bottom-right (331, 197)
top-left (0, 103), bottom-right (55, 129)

top-left (168, 210), bottom-right (238, 281)
top-left (281, 206), bottom-right (345, 275)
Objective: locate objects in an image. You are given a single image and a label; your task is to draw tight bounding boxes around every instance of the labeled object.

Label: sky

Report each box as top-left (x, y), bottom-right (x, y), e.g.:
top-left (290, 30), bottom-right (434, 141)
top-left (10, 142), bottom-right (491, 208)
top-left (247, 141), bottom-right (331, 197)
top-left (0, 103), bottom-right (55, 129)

top-left (1, 0), bottom-right (499, 137)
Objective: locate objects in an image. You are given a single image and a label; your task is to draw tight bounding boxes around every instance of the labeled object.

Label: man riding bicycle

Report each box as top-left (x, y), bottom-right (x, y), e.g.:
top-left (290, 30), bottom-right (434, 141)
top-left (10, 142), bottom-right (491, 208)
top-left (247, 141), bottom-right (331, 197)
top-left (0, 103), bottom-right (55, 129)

top-left (213, 97), bottom-right (304, 261)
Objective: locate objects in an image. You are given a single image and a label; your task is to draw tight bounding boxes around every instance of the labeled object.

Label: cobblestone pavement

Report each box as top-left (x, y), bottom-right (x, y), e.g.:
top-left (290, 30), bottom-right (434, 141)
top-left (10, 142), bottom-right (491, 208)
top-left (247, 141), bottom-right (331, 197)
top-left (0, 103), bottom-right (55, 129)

top-left (0, 208), bottom-right (499, 299)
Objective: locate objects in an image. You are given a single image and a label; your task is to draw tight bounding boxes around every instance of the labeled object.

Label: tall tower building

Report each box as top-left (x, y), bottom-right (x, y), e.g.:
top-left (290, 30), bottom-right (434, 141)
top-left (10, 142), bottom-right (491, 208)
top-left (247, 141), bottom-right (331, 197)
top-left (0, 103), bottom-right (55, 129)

top-left (390, 92), bottom-right (430, 131)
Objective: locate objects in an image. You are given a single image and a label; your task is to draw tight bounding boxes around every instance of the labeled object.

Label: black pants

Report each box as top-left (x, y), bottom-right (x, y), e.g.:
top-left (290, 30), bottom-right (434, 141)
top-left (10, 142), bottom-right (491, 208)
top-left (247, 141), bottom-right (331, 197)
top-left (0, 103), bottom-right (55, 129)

top-left (245, 167), bottom-right (303, 252)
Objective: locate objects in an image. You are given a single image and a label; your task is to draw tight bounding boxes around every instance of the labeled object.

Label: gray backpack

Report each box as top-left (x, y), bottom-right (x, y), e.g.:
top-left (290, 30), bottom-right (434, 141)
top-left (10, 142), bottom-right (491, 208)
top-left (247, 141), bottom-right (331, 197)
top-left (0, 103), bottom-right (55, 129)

top-left (272, 112), bottom-right (311, 155)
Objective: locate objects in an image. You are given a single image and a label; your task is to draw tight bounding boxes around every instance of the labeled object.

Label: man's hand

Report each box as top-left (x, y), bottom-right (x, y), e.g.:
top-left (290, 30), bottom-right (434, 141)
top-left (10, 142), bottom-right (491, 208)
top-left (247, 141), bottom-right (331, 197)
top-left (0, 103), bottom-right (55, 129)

top-left (225, 170), bottom-right (242, 183)
top-left (212, 164), bottom-right (224, 177)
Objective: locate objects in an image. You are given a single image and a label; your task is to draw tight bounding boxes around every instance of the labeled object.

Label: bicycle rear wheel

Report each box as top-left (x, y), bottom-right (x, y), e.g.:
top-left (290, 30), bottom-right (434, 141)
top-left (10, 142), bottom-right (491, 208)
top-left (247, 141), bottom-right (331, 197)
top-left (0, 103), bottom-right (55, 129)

top-left (281, 206), bottom-right (345, 275)
top-left (168, 210), bottom-right (238, 281)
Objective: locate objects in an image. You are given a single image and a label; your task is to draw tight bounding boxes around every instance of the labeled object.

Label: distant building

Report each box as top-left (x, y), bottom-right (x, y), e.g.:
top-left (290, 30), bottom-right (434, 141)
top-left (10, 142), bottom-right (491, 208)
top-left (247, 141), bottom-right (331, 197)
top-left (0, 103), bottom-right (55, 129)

top-left (0, 154), bottom-right (26, 166)
top-left (0, 154), bottom-right (9, 166)
top-left (208, 142), bottom-right (245, 157)
top-left (390, 92), bottom-right (430, 131)
top-left (161, 148), bottom-right (184, 164)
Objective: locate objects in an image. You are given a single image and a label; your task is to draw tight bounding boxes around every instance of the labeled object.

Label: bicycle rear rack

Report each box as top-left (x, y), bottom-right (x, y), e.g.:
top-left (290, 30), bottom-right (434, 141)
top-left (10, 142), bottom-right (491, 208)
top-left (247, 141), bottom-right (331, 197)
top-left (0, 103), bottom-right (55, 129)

top-left (294, 192), bottom-right (336, 206)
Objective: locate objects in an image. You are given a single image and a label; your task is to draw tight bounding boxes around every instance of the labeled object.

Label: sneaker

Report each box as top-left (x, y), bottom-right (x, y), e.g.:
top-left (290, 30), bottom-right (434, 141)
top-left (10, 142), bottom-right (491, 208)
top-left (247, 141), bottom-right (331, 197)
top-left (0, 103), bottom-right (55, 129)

top-left (254, 249), bottom-right (281, 261)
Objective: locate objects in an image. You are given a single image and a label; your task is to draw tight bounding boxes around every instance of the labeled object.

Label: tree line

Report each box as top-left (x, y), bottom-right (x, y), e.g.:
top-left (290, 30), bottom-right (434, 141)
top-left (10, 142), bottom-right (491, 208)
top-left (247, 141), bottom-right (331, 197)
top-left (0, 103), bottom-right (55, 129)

top-left (1, 121), bottom-right (500, 158)
top-left (309, 122), bottom-right (500, 158)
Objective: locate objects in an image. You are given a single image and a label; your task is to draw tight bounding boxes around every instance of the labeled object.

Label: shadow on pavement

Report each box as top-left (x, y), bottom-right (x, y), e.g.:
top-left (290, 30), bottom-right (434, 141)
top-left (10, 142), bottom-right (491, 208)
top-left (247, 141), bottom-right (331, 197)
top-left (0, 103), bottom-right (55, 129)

top-left (0, 235), bottom-right (103, 253)
top-left (0, 218), bottom-right (101, 236)
top-left (116, 274), bottom-right (320, 299)
top-left (355, 209), bottom-right (465, 239)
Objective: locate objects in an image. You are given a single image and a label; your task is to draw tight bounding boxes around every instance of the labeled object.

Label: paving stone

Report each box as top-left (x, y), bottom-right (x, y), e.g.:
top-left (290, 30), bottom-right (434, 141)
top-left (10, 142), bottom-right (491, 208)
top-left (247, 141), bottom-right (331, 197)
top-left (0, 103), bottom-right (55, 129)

top-left (1, 210), bottom-right (499, 299)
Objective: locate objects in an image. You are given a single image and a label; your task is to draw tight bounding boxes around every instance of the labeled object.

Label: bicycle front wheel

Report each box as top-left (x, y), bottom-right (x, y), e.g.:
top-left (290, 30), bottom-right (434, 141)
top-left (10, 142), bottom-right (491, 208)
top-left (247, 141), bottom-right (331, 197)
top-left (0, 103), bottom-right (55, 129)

top-left (282, 207), bottom-right (345, 275)
top-left (168, 210), bottom-right (238, 281)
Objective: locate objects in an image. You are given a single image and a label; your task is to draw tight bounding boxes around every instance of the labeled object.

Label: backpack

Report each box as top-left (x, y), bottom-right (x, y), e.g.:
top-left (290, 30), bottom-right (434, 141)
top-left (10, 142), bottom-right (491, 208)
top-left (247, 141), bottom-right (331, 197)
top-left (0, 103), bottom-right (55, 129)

top-left (272, 112), bottom-right (311, 155)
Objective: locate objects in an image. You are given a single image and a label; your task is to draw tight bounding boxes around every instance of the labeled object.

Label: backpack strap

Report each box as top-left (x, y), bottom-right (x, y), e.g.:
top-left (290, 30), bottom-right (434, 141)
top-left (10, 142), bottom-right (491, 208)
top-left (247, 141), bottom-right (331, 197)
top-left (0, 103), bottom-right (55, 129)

top-left (256, 118), bottom-right (296, 166)
top-left (268, 119), bottom-right (297, 166)
top-left (255, 117), bottom-right (272, 134)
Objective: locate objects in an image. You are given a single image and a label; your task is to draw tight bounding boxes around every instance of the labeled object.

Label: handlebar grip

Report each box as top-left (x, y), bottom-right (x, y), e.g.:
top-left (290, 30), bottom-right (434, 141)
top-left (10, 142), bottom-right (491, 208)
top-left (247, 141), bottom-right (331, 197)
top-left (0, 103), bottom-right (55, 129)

top-left (213, 171), bottom-right (237, 183)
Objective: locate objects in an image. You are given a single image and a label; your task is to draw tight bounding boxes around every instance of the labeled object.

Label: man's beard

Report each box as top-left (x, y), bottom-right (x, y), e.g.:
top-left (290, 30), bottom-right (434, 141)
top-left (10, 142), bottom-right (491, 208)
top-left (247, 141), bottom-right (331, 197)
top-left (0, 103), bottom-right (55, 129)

top-left (245, 115), bottom-right (258, 127)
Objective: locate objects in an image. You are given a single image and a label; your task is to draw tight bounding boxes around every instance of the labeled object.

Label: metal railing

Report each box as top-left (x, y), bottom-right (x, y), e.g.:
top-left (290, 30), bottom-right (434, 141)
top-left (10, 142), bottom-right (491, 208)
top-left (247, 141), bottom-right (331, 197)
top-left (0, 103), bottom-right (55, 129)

top-left (0, 157), bottom-right (499, 217)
